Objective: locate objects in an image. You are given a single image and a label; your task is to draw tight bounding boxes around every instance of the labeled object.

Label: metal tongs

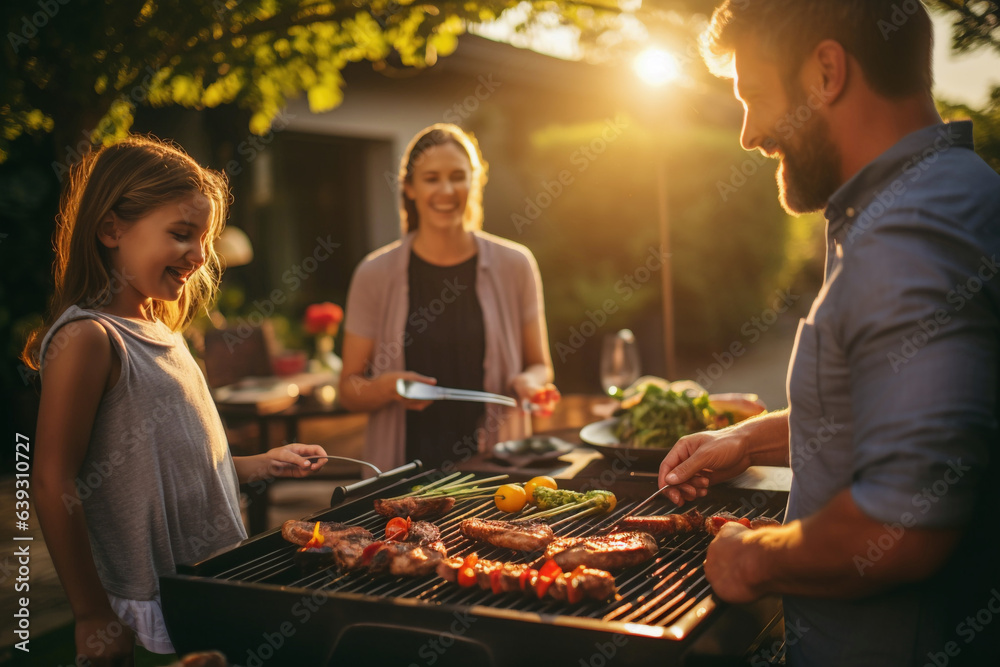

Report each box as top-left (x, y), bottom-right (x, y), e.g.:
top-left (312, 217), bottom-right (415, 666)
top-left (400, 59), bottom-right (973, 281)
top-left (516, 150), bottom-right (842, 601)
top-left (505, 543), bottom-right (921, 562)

top-left (396, 379), bottom-right (518, 408)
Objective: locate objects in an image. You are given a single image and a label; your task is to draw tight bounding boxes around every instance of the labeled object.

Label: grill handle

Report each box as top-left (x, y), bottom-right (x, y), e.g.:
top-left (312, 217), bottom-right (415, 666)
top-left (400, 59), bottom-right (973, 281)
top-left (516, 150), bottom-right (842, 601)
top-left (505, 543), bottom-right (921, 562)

top-left (330, 460), bottom-right (423, 506)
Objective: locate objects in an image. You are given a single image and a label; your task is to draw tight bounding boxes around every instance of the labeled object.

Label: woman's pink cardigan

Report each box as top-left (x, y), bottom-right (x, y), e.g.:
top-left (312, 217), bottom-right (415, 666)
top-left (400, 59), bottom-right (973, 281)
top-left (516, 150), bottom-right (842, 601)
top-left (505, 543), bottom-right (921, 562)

top-left (343, 230), bottom-right (547, 472)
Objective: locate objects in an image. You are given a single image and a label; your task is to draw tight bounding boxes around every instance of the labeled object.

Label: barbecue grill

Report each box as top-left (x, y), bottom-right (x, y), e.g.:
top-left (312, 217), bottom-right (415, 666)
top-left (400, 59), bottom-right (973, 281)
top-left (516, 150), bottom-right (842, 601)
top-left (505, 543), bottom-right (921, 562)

top-left (161, 465), bottom-right (788, 666)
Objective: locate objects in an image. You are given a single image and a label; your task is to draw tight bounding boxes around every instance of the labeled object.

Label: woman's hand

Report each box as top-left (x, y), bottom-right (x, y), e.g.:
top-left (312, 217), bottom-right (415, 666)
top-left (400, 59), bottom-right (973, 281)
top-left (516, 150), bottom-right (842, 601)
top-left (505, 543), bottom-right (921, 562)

top-left (382, 371), bottom-right (438, 411)
top-left (75, 611), bottom-right (134, 666)
top-left (512, 376), bottom-right (561, 417)
top-left (263, 443), bottom-right (330, 478)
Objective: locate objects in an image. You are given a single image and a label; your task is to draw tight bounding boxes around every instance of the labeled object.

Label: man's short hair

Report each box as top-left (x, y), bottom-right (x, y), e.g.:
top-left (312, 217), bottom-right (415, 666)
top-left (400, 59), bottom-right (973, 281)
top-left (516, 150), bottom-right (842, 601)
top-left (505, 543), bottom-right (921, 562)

top-left (701, 0), bottom-right (934, 98)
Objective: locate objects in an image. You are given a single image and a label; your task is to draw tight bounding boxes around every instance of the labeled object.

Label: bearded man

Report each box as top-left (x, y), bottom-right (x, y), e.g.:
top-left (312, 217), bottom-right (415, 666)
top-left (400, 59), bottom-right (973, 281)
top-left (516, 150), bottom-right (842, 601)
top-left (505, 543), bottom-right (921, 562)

top-left (658, 2), bottom-right (1000, 664)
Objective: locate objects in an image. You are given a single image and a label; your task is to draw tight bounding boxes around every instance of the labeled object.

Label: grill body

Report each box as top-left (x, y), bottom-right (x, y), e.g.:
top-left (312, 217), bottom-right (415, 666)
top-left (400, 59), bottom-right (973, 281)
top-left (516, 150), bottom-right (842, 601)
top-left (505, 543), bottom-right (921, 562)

top-left (162, 471), bottom-right (788, 666)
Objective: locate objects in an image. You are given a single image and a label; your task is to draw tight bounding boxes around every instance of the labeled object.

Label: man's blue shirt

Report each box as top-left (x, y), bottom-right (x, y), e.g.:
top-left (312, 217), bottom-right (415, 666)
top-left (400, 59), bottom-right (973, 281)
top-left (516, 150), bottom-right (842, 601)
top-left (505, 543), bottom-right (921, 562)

top-left (785, 121), bottom-right (1000, 666)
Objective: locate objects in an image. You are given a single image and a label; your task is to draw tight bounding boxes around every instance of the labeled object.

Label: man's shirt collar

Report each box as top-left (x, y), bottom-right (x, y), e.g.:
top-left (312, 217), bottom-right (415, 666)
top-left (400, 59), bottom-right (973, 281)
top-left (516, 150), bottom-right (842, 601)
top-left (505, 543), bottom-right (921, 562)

top-left (824, 121), bottom-right (974, 237)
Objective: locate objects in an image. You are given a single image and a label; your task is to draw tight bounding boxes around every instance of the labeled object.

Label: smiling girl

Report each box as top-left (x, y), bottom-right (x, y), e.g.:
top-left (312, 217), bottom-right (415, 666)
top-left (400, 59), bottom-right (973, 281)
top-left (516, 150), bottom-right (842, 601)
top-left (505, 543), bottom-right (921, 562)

top-left (22, 136), bottom-right (328, 665)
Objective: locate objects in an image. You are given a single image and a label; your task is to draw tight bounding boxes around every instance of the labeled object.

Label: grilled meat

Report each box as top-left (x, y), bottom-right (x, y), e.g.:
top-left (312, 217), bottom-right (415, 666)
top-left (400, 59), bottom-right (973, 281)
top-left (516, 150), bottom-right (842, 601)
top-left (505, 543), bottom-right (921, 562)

top-left (374, 496), bottom-right (456, 519)
top-left (460, 518), bottom-right (555, 552)
top-left (616, 510), bottom-right (704, 538)
top-left (282, 520), bottom-right (370, 546)
top-left (406, 521), bottom-right (441, 544)
top-left (436, 557), bottom-right (617, 602)
top-left (544, 532), bottom-right (657, 571)
top-left (367, 540), bottom-right (448, 577)
top-left (704, 512), bottom-right (780, 536)
top-left (281, 521), bottom-right (374, 571)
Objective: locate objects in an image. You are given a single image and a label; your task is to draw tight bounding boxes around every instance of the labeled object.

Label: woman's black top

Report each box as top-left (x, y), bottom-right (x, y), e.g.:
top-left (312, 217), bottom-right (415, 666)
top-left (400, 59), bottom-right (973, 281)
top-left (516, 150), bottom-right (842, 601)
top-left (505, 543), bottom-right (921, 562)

top-left (404, 250), bottom-right (485, 467)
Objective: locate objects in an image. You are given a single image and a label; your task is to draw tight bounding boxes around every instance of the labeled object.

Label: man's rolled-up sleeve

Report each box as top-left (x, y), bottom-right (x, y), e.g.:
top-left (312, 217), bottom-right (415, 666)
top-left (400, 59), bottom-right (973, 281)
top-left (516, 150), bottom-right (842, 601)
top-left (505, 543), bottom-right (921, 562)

top-left (837, 214), bottom-right (997, 528)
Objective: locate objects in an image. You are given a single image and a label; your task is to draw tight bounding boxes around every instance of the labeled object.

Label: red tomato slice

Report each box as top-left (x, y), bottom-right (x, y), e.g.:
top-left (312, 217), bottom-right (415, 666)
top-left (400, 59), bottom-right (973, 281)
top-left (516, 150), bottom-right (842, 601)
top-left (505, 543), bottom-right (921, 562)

top-left (385, 517), bottom-right (410, 541)
top-left (361, 541), bottom-right (384, 565)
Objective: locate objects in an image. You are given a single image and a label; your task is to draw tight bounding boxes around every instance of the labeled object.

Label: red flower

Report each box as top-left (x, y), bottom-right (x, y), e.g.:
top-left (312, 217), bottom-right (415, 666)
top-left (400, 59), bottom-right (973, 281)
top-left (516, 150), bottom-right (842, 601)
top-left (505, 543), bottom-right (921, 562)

top-left (304, 302), bottom-right (344, 336)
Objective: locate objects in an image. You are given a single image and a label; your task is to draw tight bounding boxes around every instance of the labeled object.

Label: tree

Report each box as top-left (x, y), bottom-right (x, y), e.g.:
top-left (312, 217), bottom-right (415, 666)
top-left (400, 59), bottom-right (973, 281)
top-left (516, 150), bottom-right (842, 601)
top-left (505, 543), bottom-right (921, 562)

top-left (2, 0), bottom-right (625, 163)
top-left (929, 0), bottom-right (1000, 54)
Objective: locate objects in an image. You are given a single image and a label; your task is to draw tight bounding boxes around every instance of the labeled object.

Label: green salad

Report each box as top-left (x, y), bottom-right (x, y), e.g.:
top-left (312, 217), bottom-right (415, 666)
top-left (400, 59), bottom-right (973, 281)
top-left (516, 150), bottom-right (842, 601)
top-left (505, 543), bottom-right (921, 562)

top-left (613, 382), bottom-right (716, 449)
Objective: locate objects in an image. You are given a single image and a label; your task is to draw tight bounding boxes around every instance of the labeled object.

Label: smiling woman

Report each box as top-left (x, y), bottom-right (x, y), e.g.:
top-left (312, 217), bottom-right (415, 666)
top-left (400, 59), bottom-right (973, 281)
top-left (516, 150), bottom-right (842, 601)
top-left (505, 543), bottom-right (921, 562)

top-left (339, 124), bottom-right (561, 471)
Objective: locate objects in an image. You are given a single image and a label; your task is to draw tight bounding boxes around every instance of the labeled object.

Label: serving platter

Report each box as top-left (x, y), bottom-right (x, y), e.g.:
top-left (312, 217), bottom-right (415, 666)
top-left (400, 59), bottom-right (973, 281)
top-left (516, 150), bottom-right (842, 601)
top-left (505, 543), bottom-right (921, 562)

top-left (579, 418), bottom-right (676, 468)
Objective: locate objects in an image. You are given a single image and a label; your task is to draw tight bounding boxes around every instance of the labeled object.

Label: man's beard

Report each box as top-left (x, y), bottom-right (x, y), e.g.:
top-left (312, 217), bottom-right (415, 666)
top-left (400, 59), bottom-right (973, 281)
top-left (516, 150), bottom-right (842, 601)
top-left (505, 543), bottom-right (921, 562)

top-left (774, 95), bottom-right (842, 215)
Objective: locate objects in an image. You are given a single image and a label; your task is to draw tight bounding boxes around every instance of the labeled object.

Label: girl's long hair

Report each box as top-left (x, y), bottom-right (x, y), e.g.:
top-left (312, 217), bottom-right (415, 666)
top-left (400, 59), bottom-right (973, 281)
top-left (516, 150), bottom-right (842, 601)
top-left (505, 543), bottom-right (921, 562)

top-left (21, 135), bottom-right (230, 371)
top-left (399, 123), bottom-right (488, 234)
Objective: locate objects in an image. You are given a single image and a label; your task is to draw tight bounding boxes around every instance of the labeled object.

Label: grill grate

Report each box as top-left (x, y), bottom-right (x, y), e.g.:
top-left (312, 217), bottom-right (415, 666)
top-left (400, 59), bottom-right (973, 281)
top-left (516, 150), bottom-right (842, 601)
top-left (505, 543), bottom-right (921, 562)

top-left (212, 476), bottom-right (784, 635)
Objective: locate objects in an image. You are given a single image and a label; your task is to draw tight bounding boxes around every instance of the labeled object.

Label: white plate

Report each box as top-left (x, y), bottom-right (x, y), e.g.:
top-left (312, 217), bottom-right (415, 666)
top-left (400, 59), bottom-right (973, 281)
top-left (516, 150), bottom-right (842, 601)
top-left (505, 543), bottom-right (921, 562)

top-left (213, 378), bottom-right (299, 404)
top-left (579, 417), bottom-right (675, 468)
top-left (578, 418), bottom-right (621, 446)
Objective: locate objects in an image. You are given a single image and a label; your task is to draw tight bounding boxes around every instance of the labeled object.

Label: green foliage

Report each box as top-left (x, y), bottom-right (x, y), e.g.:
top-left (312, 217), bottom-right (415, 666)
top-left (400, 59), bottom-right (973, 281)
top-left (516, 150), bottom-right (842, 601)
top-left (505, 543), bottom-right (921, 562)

top-left (1, 0), bottom-right (626, 161)
top-left (519, 116), bottom-right (820, 385)
top-left (938, 88), bottom-right (1000, 175)
top-left (928, 1), bottom-right (1000, 54)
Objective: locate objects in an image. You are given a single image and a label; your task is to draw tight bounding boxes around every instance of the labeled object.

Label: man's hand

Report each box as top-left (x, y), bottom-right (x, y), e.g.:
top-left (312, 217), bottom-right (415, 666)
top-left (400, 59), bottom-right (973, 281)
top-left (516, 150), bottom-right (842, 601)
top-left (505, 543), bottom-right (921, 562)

top-left (703, 522), bottom-right (761, 603)
top-left (658, 428), bottom-right (752, 505)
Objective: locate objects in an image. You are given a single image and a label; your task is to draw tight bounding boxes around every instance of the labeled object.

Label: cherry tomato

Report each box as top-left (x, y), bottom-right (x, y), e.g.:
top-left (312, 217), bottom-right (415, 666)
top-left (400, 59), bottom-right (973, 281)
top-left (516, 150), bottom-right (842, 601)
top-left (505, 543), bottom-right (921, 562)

top-left (523, 476), bottom-right (558, 504)
top-left (385, 516), bottom-right (411, 541)
top-left (494, 484), bottom-right (528, 513)
top-left (603, 492), bottom-right (617, 513)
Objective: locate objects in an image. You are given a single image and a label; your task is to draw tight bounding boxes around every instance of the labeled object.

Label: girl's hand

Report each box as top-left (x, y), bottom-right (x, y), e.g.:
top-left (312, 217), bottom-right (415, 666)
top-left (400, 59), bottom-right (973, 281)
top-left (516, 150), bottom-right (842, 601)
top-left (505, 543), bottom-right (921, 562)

top-left (265, 443), bottom-right (330, 478)
top-left (75, 611), bottom-right (134, 666)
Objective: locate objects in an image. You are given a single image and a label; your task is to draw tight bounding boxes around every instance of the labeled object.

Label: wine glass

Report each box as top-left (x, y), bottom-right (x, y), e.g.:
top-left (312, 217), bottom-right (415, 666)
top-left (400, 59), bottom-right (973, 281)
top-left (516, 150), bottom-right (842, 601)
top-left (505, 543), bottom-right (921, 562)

top-left (600, 329), bottom-right (641, 398)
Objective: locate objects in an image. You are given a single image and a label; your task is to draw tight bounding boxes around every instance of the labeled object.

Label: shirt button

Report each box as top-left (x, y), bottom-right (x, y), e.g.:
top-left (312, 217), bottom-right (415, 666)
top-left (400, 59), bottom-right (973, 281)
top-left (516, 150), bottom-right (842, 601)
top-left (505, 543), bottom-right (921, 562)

top-left (846, 207), bottom-right (856, 218)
